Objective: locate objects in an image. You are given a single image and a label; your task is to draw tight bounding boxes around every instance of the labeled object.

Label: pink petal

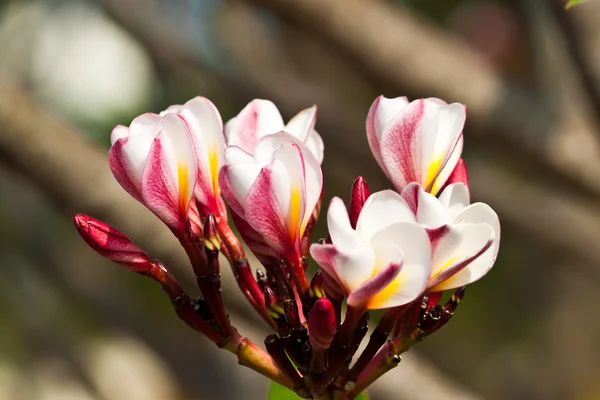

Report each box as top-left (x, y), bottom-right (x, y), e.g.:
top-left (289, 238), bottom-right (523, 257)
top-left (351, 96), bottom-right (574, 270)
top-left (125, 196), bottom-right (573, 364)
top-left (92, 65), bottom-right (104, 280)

top-left (428, 222), bottom-right (494, 290)
top-left (244, 158), bottom-right (296, 258)
top-left (379, 99), bottom-right (465, 193)
top-left (348, 257), bottom-right (402, 308)
top-left (140, 114), bottom-right (196, 233)
top-left (366, 95), bottom-right (409, 170)
top-left (225, 99), bottom-right (285, 154)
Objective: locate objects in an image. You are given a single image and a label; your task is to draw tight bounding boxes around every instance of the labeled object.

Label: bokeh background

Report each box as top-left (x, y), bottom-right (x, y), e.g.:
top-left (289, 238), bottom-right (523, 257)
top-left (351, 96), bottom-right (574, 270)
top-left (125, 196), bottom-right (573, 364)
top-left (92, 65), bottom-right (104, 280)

top-left (1, 0), bottom-right (599, 399)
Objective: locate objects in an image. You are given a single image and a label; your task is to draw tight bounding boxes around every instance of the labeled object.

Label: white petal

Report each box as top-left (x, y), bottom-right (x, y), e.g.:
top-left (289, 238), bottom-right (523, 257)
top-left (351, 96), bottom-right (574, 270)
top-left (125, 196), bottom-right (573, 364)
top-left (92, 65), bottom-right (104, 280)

top-left (224, 145), bottom-right (254, 165)
top-left (438, 182), bottom-right (470, 219)
top-left (117, 133), bottom-right (155, 186)
top-left (334, 245), bottom-right (376, 292)
top-left (253, 132), bottom-right (296, 167)
top-left (219, 162), bottom-right (261, 213)
top-left (305, 129), bottom-right (325, 164)
top-left (159, 104), bottom-right (183, 116)
top-left (415, 189), bottom-right (449, 227)
top-left (284, 106), bottom-right (317, 142)
top-left (355, 190), bottom-right (416, 244)
top-left (446, 202), bottom-right (501, 288)
top-left (430, 222), bottom-right (495, 290)
top-left (366, 96), bottom-right (409, 169)
top-left (430, 136), bottom-right (463, 195)
top-left (419, 101), bottom-right (465, 191)
top-left (225, 99), bottom-right (285, 153)
top-left (178, 97), bottom-right (225, 195)
top-left (157, 113), bottom-right (197, 203)
top-left (367, 223), bottom-right (431, 308)
top-left (327, 197), bottom-right (364, 251)
top-left (128, 113), bottom-right (162, 137)
top-left (110, 125), bottom-right (130, 144)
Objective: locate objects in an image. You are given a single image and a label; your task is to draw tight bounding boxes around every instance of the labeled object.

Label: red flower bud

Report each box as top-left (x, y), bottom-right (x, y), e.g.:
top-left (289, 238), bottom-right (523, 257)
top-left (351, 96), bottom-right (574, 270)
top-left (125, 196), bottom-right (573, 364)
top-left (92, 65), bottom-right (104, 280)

top-left (444, 158), bottom-right (469, 189)
top-left (308, 298), bottom-right (337, 351)
top-left (73, 214), bottom-right (151, 270)
top-left (349, 176), bottom-right (371, 229)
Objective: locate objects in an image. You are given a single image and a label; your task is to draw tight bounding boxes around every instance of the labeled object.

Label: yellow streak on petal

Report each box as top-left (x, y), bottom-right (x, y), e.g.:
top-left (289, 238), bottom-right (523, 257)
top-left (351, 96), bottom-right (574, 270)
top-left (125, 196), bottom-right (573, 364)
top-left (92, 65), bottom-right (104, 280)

top-left (288, 184), bottom-right (302, 241)
top-left (366, 275), bottom-right (404, 310)
top-left (425, 156), bottom-right (443, 194)
top-left (178, 162), bottom-right (189, 213)
top-left (432, 257), bottom-right (457, 278)
top-left (208, 144), bottom-right (220, 195)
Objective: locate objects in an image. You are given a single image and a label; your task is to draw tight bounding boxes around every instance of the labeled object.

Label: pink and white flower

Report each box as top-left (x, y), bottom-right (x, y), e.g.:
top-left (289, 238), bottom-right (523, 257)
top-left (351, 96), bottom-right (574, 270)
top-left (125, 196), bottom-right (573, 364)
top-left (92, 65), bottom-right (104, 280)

top-left (225, 99), bottom-right (324, 163)
top-left (401, 182), bottom-right (500, 291)
top-left (310, 193), bottom-right (432, 310)
top-left (219, 132), bottom-right (323, 263)
top-left (367, 96), bottom-right (466, 195)
top-left (160, 97), bottom-right (227, 220)
top-left (109, 112), bottom-right (196, 235)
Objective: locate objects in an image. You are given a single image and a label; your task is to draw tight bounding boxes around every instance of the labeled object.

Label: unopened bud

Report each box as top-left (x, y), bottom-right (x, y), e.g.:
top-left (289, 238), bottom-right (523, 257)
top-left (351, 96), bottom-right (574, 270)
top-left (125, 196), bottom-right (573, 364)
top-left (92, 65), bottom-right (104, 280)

top-left (349, 176), bottom-right (371, 229)
top-left (308, 298), bottom-right (337, 351)
top-left (73, 214), bottom-right (151, 270)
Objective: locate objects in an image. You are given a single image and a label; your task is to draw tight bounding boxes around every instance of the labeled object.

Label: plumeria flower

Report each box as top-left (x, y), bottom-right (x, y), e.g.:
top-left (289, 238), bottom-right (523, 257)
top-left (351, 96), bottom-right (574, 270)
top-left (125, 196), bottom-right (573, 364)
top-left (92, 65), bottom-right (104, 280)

top-left (225, 99), bottom-right (324, 163)
top-left (367, 96), bottom-right (466, 195)
top-left (310, 193), bottom-right (432, 310)
top-left (219, 132), bottom-right (323, 265)
top-left (109, 112), bottom-right (196, 235)
top-left (160, 97), bottom-right (227, 220)
top-left (401, 182), bottom-right (500, 291)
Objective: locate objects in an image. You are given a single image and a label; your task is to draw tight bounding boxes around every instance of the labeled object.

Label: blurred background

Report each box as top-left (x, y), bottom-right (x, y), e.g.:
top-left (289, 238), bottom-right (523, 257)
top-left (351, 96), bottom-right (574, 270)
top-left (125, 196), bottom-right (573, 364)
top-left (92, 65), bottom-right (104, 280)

top-left (1, 0), bottom-right (599, 399)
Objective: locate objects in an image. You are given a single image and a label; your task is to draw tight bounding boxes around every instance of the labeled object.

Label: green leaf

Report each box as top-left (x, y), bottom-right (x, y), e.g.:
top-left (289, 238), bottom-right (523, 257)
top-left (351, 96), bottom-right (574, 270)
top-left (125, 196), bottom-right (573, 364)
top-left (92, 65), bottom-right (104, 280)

top-left (565, 0), bottom-right (589, 10)
top-left (266, 382), bottom-right (370, 400)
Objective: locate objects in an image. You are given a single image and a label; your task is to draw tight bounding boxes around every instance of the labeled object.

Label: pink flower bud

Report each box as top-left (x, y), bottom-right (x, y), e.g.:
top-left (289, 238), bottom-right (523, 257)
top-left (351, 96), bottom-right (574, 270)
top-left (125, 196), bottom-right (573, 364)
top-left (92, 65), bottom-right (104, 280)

top-left (308, 298), bottom-right (337, 351)
top-left (73, 214), bottom-right (151, 270)
top-left (349, 176), bottom-right (370, 229)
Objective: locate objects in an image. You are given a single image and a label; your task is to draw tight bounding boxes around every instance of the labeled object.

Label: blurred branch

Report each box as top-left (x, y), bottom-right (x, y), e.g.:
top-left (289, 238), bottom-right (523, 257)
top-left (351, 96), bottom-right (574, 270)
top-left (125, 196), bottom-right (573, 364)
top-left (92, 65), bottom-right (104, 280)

top-left (245, 0), bottom-right (600, 197)
top-left (547, 0), bottom-right (600, 130)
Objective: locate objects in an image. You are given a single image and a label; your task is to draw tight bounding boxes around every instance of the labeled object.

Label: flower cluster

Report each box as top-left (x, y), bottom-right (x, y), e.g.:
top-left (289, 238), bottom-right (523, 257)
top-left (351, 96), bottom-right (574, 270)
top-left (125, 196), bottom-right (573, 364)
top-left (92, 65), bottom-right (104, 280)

top-left (75, 95), bottom-right (499, 399)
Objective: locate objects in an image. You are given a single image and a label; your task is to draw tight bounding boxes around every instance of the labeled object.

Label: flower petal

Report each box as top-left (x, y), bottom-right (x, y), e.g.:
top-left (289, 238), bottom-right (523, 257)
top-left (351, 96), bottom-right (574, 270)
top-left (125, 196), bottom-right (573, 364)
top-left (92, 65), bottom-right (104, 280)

top-left (305, 129), bottom-right (325, 164)
top-left (428, 222), bottom-right (494, 290)
top-left (438, 182), bottom-right (470, 220)
top-left (379, 99), bottom-right (465, 192)
top-left (225, 145), bottom-right (254, 165)
top-left (310, 242), bottom-right (375, 295)
top-left (415, 188), bottom-right (449, 227)
top-left (218, 162), bottom-right (261, 217)
top-left (327, 197), bottom-right (364, 251)
top-left (440, 202), bottom-right (500, 288)
top-left (140, 114), bottom-right (196, 232)
top-left (348, 253), bottom-right (403, 308)
top-left (177, 97), bottom-right (225, 203)
top-left (108, 133), bottom-right (155, 202)
top-left (244, 145), bottom-right (303, 257)
top-left (284, 106), bottom-right (317, 142)
top-left (225, 99), bottom-right (285, 154)
top-left (367, 222), bottom-right (431, 309)
top-left (430, 136), bottom-right (463, 195)
top-left (366, 95), bottom-right (409, 169)
top-left (356, 190), bottom-right (415, 244)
